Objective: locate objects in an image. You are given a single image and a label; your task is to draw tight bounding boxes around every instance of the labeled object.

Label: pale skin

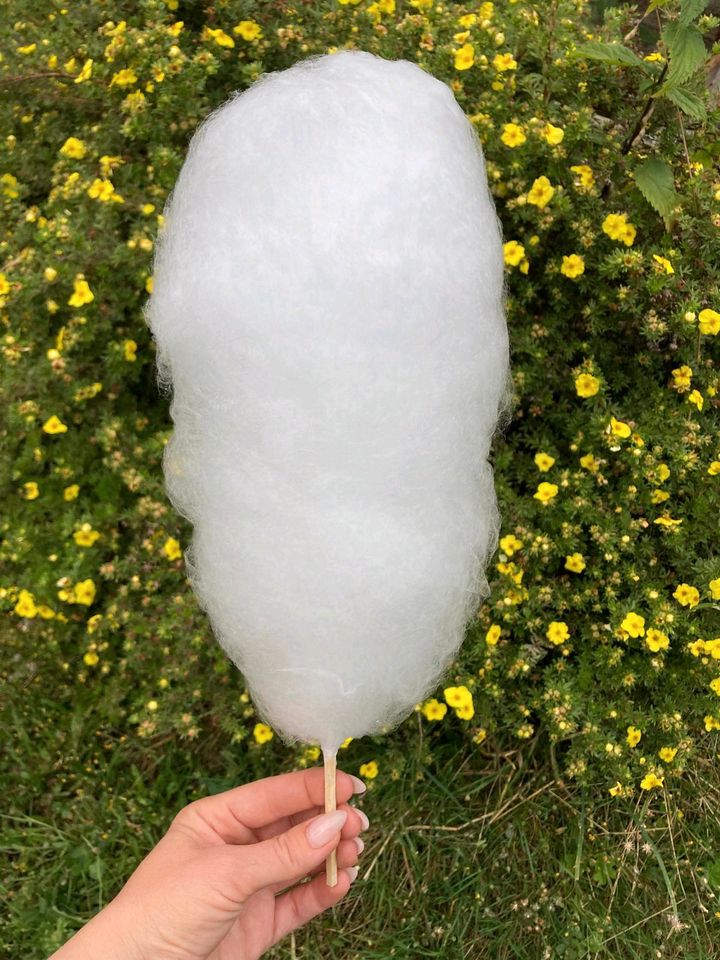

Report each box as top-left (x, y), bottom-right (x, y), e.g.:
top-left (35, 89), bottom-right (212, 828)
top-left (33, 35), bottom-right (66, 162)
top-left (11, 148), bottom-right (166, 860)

top-left (50, 767), bottom-right (368, 960)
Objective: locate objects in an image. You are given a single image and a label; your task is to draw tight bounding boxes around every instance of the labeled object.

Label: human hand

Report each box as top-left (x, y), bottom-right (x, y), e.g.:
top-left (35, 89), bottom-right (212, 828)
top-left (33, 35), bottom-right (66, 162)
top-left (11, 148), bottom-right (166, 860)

top-left (50, 767), bottom-right (368, 960)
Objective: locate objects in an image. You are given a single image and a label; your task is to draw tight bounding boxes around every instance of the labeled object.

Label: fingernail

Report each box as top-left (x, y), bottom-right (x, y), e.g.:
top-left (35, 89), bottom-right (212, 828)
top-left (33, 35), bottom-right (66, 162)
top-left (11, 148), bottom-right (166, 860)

top-left (345, 865), bottom-right (359, 883)
top-left (354, 836), bottom-right (365, 854)
top-left (306, 809), bottom-right (348, 848)
top-left (356, 808), bottom-right (370, 831)
top-left (350, 775), bottom-right (367, 795)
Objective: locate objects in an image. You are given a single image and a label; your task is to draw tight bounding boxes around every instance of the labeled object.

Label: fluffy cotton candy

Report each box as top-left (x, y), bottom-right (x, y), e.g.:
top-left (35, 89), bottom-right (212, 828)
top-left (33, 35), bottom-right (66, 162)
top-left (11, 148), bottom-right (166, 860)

top-left (145, 50), bottom-right (511, 754)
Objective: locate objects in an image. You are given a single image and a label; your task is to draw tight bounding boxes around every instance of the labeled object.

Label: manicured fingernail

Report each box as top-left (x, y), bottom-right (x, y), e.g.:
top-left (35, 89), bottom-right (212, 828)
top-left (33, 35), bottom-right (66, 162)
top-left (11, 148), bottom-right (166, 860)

top-left (350, 775), bottom-right (367, 795)
top-left (354, 836), bottom-right (365, 854)
top-left (306, 809), bottom-right (348, 848)
top-left (356, 808), bottom-right (370, 831)
top-left (345, 865), bottom-right (359, 883)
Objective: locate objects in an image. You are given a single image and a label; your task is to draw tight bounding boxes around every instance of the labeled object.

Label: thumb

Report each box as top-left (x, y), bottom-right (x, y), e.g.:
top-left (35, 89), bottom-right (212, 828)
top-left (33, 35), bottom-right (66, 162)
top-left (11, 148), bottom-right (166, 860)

top-left (235, 809), bottom-right (348, 897)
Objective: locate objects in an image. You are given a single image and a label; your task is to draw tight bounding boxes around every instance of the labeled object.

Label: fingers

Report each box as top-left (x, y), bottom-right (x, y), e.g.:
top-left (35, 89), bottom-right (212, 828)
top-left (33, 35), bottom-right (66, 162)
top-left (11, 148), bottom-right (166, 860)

top-left (180, 767), bottom-right (365, 844)
top-left (271, 867), bottom-right (359, 946)
top-left (256, 800), bottom-right (368, 843)
top-left (232, 808), bottom-right (350, 898)
top-left (268, 834), bottom-right (363, 894)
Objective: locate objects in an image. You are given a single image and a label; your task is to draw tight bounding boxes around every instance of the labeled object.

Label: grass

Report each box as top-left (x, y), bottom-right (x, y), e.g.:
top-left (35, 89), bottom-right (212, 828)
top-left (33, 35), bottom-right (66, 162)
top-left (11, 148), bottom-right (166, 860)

top-left (3, 669), bottom-right (720, 960)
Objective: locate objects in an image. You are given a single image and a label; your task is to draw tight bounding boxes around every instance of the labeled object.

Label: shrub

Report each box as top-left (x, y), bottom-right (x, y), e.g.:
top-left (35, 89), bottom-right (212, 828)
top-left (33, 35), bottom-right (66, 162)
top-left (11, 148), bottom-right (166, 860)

top-left (1, 0), bottom-right (719, 810)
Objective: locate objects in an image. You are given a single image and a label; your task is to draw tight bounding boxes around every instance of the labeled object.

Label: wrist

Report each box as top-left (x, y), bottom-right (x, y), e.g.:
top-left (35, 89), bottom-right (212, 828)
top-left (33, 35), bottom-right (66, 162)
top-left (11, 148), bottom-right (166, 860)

top-left (50, 900), bottom-right (145, 960)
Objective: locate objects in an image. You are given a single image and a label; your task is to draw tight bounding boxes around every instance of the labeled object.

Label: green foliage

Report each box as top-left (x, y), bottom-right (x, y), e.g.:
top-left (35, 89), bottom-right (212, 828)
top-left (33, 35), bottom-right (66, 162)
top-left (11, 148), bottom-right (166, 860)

top-left (1, 0), bottom-right (720, 950)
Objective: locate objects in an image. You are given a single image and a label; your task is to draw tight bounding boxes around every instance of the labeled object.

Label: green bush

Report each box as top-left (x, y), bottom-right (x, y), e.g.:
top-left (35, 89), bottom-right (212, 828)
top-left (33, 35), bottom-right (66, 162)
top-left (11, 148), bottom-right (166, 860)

top-left (2, 0), bottom-right (719, 829)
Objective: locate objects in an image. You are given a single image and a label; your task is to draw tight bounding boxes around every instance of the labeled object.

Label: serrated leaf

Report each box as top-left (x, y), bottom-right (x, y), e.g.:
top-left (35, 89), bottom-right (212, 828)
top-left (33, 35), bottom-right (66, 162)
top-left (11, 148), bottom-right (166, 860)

top-left (574, 41), bottom-right (650, 69)
top-left (680, 0), bottom-right (708, 25)
top-left (662, 22), bottom-right (707, 85)
top-left (664, 84), bottom-right (708, 120)
top-left (634, 157), bottom-right (679, 220)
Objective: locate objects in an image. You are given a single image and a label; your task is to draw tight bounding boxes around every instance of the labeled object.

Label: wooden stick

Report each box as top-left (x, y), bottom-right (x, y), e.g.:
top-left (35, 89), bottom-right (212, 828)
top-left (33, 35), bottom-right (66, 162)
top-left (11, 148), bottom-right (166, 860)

top-left (323, 748), bottom-right (338, 887)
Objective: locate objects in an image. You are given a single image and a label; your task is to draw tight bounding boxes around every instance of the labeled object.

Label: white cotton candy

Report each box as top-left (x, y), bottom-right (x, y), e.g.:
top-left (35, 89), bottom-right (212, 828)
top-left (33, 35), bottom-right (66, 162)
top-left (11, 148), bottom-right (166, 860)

top-left (145, 49), bottom-right (511, 754)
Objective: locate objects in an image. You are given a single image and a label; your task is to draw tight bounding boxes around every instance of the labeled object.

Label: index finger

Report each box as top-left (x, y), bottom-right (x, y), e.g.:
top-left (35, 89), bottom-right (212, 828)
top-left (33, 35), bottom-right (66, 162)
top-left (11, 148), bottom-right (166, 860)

top-left (187, 767), bottom-right (365, 843)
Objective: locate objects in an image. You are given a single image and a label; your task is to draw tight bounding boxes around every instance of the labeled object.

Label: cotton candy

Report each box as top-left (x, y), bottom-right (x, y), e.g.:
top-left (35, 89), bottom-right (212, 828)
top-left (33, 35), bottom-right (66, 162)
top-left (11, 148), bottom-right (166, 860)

top-left (145, 49), bottom-right (511, 755)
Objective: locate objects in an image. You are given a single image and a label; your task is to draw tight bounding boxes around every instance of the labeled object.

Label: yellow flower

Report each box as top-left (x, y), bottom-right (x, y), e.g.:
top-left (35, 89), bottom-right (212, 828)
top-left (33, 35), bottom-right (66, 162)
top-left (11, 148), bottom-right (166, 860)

top-left (654, 515), bottom-right (682, 527)
top-left (609, 416), bottom-right (631, 438)
top-left (457, 13), bottom-right (477, 27)
top-left (454, 43), bottom-right (475, 71)
top-left (163, 537), bottom-right (182, 561)
top-left (146, 276), bottom-right (154, 294)
top-left (580, 452), bottom-right (598, 471)
top-left (534, 451), bottom-right (555, 472)
top-left (570, 164), bottom-right (595, 190)
top-left (204, 27), bottom-right (235, 47)
top-left (83, 651), bottom-right (99, 667)
top-left (602, 213), bottom-right (636, 246)
top-left (18, 43), bottom-right (37, 55)
top-left (422, 698), bottom-right (448, 721)
top-left (652, 254), bottom-right (674, 275)
top-left (87, 614), bottom-right (102, 634)
top-left (640, 772), bottom-right (664, 791)
top-left (64, 484), bottom-right (80, 501)
top-left (0, 273), bottom-right (11, 297)
top-left (499, 534), bottom-right (523, 556)
top-left (710, 578), bottom-right (720, 600)
top-left (14, 589), bottom-right (38, 618)
top-left (575, 373), bottom-right (600, 397)
top-left (501, 123), bottom-right (526, 148)
top-left (533, 481), bottom-right (558, 503)
top-left (560, 254), bottom-right (585, 279)
top-left (564, 553), bottom-right (585, 573)
top-left (711, 678), bottom-right (720, 696)
top-left (42, 415), bottom-right (68, 434)
top-left (147, 700), bottom-right (159, 712)
top-left (59, 137), bottom-right (86, 159)
top-left (485, 624), bottom-right (501, 646)
top-left (608, 781), bottom-right (624, 796)
top-left (493, 52), bottom-right (517, 71)
top-left (708, 462), bottom-right (720, 476)
top-left (74, 579), bottom-right (97, 606)
top-left (621, 612), bottom-right (645, 638)
top-left (543, 123), bottom-right (564, 145)
top-left (698, 309), bottom-right (720, 336)
top-left (658, 746), bottom-right (677, 763)
top-left (657, 463), bottom-right (671, 482)
top-left (23, 481), bottom-right (40, 500)
top-left (671, 364), bottom-right (692, 391)
top-left (503, 240), bottom-right (525, 266)
top-left (37, 605), bottom-right (55, 620)
top-left (645, 628), bottom-right (669, 652)
top-left (444, 685), bottom-right (472, 709)
top-left (527, 175), bottom-right (554, 208)
top-left (673, 583), bottom-right (699, 608)
top-left (73, 523), bottom-right (101, 547)
top-left (68, 274), bottom-right (94, 307)
top-left (688, 389), bottom-right (703, 411)
top-left (546, 621), bottom-right (569, 645)
top-left (44, 266), bottom-right (58, 282)
top-left (704, 715), bottom-right (720, 731)
top-left (359, 760), bottom-right (379, 779)
top-left (110, 68), bottom-right (138, 87)
top-left (124, 339), bottom-right (137, 362)
top-left (74, 59), bottom-right (93, 83)
top-left (340, 737), bottom-right (353, 749)
top-left (87, 178), bottom-right (123, 203)
top-left (455, 701), bottom-right (475, 720)
top-left (626, 725), bottom-right (642, 747)
top-left (253, 722), bottom-right (274, 744)
top-left (234, 20), bottom-right (263, 40)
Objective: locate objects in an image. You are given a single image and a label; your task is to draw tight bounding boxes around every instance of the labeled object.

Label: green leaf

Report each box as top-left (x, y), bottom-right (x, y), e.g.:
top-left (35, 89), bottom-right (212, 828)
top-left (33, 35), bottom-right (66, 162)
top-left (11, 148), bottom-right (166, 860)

top-left (664, 84), bottom-right (708, 120)
top-left (662, 22), bottom-right (707, 85)
top-left (573, 41), bottom-right (650, 70)
top-left (679, 0), bottom-right (708, 25)
top-left (634, 157), bottom-right (679, 220)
